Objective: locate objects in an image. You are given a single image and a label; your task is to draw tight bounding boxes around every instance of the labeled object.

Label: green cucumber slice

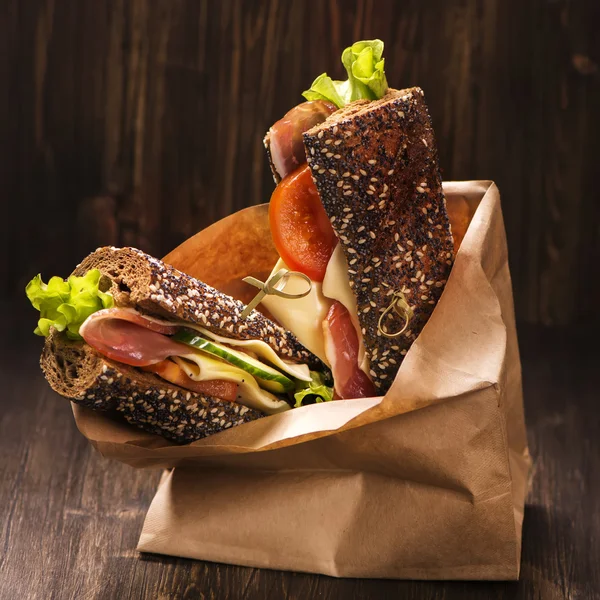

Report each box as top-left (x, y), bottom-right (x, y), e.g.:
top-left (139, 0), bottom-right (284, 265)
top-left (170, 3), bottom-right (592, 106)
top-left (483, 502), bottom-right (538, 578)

top-left (172, 330), bottom-right (294, 392)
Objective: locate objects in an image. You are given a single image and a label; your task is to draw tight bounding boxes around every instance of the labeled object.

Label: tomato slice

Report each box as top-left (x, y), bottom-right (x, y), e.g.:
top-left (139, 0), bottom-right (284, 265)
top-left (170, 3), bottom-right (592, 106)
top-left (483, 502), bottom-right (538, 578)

top-left (269, 165), bottom-right (337, 282)
top-left (141, 360), bottom-right (239, 402)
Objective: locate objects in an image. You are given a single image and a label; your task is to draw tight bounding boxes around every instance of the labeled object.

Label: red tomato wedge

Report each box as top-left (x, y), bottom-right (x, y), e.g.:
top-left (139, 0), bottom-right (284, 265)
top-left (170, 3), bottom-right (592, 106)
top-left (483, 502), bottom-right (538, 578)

top-left (141, 360), bottom-right (239, 402)
top-left (322, 301), bottom-right (377, 399)
top-left (269, 165), bottom-right (337, 282)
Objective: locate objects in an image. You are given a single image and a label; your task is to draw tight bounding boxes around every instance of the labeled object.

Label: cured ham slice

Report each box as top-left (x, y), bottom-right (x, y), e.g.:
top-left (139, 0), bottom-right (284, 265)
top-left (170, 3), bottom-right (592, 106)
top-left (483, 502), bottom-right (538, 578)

top-left (79, 308), bottom-right (188, 367)
top-left (268, 101), bottom-right (336, 180)
top-left (80, 307), bottom-right (180, 335)
top-left (141, 360), bottom-right (238, 401)
top-left (323, 301), bottom-right (376, 399)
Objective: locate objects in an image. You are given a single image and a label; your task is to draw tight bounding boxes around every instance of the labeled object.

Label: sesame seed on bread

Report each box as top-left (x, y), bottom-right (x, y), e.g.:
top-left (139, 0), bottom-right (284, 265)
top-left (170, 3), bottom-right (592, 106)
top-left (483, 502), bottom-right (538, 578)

top-left (73, 246), bottom-right (324, 370)
top-left (302, 87), bottom-right (454, 393)
top-left (41, 331), bottom-right (263, 443)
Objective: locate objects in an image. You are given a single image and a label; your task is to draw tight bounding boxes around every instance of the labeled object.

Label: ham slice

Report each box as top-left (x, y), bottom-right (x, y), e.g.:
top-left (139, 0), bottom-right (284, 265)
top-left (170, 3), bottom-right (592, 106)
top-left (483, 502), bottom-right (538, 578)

top-left (80, 307), bottom-right (180, 335)
top-left (79, 308), bottom-right (188, 367)
top-left (268, 101), bottom-right (337, 180)
top-left (323, 301), bottom-right (376, 399)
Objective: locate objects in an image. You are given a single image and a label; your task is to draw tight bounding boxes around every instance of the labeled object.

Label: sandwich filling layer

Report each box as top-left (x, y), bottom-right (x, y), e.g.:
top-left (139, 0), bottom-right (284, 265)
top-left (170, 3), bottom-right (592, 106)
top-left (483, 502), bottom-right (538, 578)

top-left (78, 306), bottom-right (321, 414)
top-left (262, 247), bottom-right (374, 400)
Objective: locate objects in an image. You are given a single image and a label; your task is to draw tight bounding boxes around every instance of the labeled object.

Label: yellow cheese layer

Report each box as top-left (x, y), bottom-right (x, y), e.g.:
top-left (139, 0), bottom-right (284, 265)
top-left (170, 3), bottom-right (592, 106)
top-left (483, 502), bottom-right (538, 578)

top-left (262, 246), bottom-right (370, 376)
top-left (175, 354), bottom-right (291, 414)
top-left (261, 259), bottom-right (332, 365)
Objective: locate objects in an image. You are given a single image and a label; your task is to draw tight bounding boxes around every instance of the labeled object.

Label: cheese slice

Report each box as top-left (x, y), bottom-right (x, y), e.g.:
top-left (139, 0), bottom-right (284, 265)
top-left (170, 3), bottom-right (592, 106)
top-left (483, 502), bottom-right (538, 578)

top-left (261, 259), bottom-right (332, 365)
top-left (174, 354), bottom-right (290, 414)
top-left (321, 244), bottom-right (370, 375)
top-left (187, 325), bottom-right (311, 382)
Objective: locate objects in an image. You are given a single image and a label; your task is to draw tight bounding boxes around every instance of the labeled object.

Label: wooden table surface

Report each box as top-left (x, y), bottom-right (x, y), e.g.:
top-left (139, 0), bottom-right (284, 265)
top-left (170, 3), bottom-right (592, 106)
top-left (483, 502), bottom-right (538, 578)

top-left (1, 311), bottom-right (598, 600)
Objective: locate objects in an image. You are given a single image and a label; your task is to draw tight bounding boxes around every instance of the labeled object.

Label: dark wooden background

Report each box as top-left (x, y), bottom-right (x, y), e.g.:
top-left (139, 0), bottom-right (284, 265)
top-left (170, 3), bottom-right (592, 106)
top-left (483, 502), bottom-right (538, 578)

top-left (2, 3), bottom-right (600, 598)
top-left (2, 0), bottom-right (599, 325)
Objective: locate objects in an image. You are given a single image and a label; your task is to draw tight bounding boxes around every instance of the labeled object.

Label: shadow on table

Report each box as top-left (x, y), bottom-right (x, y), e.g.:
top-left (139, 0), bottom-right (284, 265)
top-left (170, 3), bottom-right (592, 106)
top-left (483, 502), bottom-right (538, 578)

top-left (518, 503), bottom-right (595, 600)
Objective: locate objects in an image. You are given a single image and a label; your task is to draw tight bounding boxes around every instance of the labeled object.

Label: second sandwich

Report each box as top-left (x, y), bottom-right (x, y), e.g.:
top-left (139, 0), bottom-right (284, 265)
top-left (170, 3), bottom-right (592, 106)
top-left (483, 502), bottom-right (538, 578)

top-left (262, 40), bottom-right (454, 397)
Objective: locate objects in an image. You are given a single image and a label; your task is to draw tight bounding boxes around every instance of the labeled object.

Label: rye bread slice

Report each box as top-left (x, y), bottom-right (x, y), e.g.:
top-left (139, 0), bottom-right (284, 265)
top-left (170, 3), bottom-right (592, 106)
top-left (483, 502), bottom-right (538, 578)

top-left (302, 87), bottom-right (454, 393)
top-left (73, 246), bottom-right (324, 370)
top-left (41, 331), bottom-right (262, 443)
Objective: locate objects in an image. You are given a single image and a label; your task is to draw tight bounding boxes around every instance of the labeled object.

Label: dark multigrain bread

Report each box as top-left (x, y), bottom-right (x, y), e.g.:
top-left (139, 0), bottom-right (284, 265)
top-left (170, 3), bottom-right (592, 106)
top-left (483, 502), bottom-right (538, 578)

top-left (302, 87), bottom-right (454, 393)
top-left (73, 246), bottom-right (324, 370)
top-left (41, 331), bottom-right (262, 443)
top-left (263, 129), bottom-right (282, 185)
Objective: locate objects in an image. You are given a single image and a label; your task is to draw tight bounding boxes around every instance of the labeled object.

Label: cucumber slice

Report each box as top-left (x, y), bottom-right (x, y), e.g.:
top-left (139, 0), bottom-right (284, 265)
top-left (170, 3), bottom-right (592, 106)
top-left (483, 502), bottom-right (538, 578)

top-left (172, 329), bottom-right (294, 392)
top-left (255, 376), bottom-right (288, 394)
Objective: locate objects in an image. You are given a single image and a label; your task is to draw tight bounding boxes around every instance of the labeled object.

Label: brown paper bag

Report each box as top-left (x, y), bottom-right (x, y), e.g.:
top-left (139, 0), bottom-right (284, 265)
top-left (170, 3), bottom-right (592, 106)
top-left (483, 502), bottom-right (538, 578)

top-left (72, 181), bottom-right (530, 580)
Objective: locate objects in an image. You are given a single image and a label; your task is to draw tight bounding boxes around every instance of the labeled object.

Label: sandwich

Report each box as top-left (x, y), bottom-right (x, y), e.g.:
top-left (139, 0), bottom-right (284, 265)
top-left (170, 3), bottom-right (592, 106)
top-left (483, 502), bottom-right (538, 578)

top-left (26, 38), bottom-right (455, 442)
top-left (261, 40), bottom-right (454, 397)
top-left (26, 247), bottom-right (332, 443)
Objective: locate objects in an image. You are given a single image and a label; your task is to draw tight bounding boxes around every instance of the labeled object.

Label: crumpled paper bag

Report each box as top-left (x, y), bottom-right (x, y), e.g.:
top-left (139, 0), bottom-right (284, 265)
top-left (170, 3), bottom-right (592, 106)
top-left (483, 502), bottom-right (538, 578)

top-left (72, 181), bottom-right (531, 580)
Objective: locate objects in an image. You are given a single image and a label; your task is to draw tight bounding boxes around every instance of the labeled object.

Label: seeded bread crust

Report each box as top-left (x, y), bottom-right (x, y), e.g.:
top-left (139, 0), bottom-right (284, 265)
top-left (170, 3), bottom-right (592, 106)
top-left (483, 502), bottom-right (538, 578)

top-left (73, 246), bottom-right (324, 370)
top-left (41, 331), bottom-right (263, 443)
top-left (302, 87), bottom-right (454, 393)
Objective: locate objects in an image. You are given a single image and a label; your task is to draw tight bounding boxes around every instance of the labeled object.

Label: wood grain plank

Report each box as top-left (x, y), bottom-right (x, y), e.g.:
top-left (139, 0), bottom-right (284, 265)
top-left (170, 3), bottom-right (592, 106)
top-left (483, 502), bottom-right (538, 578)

top-left (0, 0), bottom-right (17, 285)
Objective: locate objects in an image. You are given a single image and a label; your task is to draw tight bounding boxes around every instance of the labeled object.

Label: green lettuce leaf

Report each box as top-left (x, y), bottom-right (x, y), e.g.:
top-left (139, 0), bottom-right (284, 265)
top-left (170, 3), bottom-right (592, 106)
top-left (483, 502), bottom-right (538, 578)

top-left (293, 371), bottom-right (334, 408)
top-left (302, 39), bottom-right (388, 108)
top-left (25, 269), bottom-right (114, 339)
